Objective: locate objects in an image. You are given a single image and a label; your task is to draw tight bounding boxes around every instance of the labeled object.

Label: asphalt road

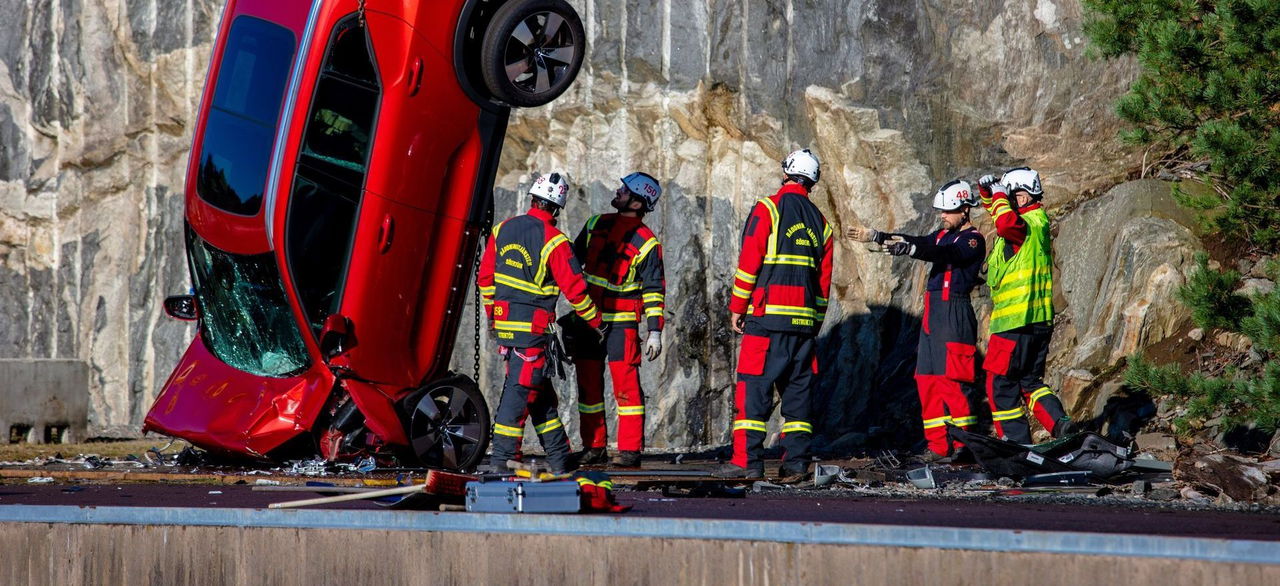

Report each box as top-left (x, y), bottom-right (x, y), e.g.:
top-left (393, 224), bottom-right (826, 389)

top-left (3, 483), bottom-right (1278, 542)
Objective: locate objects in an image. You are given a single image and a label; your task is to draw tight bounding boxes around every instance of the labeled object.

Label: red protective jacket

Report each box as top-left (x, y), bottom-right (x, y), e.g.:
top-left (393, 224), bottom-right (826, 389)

top-left (729, 182), bottom-right (834, 336)
top-left (477, 206), bottom-right (602, 348)
top-left (572, 213), bottom-right (665, 331)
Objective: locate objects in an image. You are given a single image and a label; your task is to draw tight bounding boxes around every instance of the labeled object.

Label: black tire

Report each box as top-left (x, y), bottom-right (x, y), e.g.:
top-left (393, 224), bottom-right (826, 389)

top-left (407, 375), bottom-right (491, 471)
top-left (480, 0), bottom-right (585, 107)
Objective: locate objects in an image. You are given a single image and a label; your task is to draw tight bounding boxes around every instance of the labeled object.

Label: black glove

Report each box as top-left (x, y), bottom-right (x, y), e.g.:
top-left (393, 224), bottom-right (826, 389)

top-left (887, 241), bottom-right (915, 256)
top-left (871, 230), bottom-right (891, 245)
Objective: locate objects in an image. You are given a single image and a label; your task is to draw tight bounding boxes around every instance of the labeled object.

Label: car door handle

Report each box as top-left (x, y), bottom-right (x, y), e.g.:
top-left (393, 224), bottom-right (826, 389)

top-left (408, 57), bottom-right (424, 96)
top-left (377, 214), bottom-right (395, 253)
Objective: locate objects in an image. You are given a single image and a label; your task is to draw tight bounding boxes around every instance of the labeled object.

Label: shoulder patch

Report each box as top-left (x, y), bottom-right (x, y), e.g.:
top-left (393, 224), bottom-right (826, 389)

top-left (969, 238), bottom-right (979, 248)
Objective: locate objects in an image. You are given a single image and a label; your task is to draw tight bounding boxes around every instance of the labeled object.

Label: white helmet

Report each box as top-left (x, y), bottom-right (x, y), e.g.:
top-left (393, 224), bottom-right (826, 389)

top-left (529, 171), bottom-right (570, 208)
top-left (782, 148), bottom-right (821, 184)
top-left (933, 179), bottom-right (978, 211)
top-left (621, 172), bottom-right (662, 211)
top-left (1001, 167), bottom-right (1043, 198)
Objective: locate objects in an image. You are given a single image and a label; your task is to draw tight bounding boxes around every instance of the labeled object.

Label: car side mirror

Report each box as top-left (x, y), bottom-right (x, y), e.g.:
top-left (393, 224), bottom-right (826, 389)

top-left (163, 295), bottom-right (199, 321)
top-left (320, 314), bottom-right (354, 359)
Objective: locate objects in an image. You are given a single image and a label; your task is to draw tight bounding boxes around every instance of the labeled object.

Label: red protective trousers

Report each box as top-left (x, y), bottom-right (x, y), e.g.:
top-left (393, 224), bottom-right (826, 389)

top-left (915, 290), bottom-right (978, 456)
top-left (574, 324), bottom-right (645, 452)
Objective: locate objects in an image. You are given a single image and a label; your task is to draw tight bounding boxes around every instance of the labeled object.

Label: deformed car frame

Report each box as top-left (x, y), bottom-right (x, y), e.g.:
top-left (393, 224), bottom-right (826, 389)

top-left (143, 0), bottom-right (586, 470)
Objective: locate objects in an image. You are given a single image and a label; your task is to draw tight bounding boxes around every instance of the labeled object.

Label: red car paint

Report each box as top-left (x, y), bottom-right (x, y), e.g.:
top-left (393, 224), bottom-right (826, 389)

top-left (142, 0), bottom-right (561, 462)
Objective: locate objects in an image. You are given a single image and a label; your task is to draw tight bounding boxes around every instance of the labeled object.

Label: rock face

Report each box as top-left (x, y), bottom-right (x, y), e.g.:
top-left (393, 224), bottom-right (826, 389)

top-left (1, 0), bottom-right (1163, 450)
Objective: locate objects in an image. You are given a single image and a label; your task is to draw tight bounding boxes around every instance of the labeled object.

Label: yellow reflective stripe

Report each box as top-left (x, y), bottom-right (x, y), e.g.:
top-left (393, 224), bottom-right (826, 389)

top-left (570, 296), bottom-right (593, 311)
top-left (990, 297), bottom-right (1054, 320)
top-left (479, 286), bottom-right (496, 295)
top-left (533, 234), bottom-right (570, 287)
top-left (534, 418), bottom-right (564, 434)
top-left (815, 297), bottom-right (828, 306)
top-left (482, 298), bottom-right (494, 307)
top-left (763, 254), bottom-right (817, 267)
top-left (922, 416), bottom-right (952, 429)
top-left (759, 198), bottom-right (781, 258)
top-left (1028, 387), bottom-right (1055, 409)
top-left (781, 421), bottom-right (812, 434)
top-left (734, 269), bottom-right (758, 284)
top-left (764, 304), bottom-right (818, 318)
top-left (732, 285), bottom-right (752, 299)
top-left (993, 280), bottom-right (1054, 304)
top-left (494, 273), bottom-right (559, 296)
top-left (992, 407), bottom-right (1026, 422)
top-left (494, 423), bottom-right (523, 438)
top-left (578, 306), bottom-right (599, 321)
top-left (635, 237), bottom-right (660, 264)
top-left (733, 419), bottom-right (768, 433)
top-left (584, 272), bottom-right (644, 293)
top-left (578, 402), bottom-right (605, 414)
top-left (494, 320), bottom-right (533, 332)
top-left (617, 405), bottom-right (646, 416)
top-left (644, 307), bottom-right (663, 317)
top-left (823, 224), bottom-right (833, 241)
top-left (642, 292), bottom-right (665, 303)
top-left (951, 416), bottom-right (978, 427)
top-left (602, 312), bottom-right (637, 322)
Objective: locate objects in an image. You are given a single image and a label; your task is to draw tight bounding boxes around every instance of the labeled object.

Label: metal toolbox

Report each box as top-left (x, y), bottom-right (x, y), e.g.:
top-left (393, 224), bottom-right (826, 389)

top-left (464, 480), bottom-right (581, 513)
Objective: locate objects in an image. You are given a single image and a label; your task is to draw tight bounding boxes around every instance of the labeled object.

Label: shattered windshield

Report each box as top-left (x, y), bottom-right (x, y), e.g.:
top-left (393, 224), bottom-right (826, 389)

top-left (187, 228), bottom-right (310, 377)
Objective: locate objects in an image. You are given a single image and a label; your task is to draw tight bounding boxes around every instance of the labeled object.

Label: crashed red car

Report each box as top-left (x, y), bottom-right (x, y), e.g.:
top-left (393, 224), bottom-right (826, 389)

top-left (143, 0), bottom-right (585, 470)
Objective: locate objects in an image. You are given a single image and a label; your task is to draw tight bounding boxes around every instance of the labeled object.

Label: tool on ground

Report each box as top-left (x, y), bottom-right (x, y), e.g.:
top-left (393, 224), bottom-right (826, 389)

top-left (507, 458), bottom-right (572, 481)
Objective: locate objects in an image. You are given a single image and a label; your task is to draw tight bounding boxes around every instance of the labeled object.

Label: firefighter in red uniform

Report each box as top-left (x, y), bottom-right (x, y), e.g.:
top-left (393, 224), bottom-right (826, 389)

top-left (850, 180), bottom-right (985, 461)
top-left (716, 149), bottom-right (834, 481)
top-left (567, 172), bottom-right (666, 468)
top-left (476, 172), bottom-right (603, 474)
top-left (976, 167), bottom-right (1075, 444)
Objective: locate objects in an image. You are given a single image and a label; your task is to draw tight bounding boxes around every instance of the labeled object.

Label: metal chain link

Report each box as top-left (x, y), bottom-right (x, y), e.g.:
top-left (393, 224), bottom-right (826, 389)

top-left (472, 231), bottom-right (487, 384)
top-left (357, 0), bottom-right (366, 26)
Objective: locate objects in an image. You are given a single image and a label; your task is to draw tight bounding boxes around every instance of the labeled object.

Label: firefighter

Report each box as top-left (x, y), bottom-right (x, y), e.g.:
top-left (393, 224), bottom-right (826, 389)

top-left (975, 167), bottom-right (1075, 444)
top-left (849, 180), bottom-right (985, 461)
top-left (715, 149), bottom-right (834, 481)
top-left (567, 172), bottom-right (666, 469)
top-left (476, 172), bottom-right (604, 474)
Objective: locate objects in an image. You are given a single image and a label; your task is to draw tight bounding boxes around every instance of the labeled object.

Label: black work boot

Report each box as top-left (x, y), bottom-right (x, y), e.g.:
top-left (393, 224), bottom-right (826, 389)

top-left (610, 451), bottom-right (642, 468)
top-left (1053, 417), bottom-right (1079, 437)
top-left (712, 463), bottom-right (764, 479)
top-left (775, 464), bottom-right (810, 484)
top-left (575, 447), bottom-right (609, 467)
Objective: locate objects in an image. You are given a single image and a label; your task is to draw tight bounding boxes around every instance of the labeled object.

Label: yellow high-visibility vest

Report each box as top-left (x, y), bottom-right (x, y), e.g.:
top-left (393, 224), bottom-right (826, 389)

top-left (986, 207), bottom-right (1054, 333)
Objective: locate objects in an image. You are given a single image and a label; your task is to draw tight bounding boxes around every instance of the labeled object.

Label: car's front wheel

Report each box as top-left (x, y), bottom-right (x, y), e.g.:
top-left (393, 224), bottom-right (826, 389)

top-left (480, 0), bottom-right (585, 107)
top-left (407, 375), bottom-right (491, 471)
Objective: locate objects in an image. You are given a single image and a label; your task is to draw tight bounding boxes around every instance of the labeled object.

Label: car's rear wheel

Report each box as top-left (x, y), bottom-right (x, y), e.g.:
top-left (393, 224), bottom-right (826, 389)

top-left (408, 376), bottom-right (490, 471)
top-left (480, 0), bottom-right (585, 107)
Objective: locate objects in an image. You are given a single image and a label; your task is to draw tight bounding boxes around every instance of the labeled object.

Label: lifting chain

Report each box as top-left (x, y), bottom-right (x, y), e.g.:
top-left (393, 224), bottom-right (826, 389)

top-left (472, 230), bottom-right (488, 384)
top-left (357, 0), bottom-right (366, 27)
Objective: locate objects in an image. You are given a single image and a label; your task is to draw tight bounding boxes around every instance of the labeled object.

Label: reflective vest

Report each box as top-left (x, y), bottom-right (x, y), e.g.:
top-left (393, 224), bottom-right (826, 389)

top-left (747, 193), bottom-right (832, 335)
top-left (574, 214), bottom-right (665, 330)
top-left (986, 207), bottom-right (1054, 333)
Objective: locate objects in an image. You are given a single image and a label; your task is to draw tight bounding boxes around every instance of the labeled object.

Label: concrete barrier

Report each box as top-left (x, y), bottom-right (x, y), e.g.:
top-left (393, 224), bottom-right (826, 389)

top-left (0, 360), bottom-right (89, 443)
top-left (0, 506), bottom-right (1276, 584)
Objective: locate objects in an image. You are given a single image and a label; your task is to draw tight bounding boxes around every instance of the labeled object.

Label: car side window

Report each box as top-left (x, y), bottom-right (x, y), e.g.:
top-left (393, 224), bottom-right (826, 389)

top-left (286, 16), bottom-right (381, 337)
top-left (196, 17), bottom-right (296, 216)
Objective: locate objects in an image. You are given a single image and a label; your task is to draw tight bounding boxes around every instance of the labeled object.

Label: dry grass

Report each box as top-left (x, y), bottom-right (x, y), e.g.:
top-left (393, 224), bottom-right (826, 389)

top-left (0, 439), bottom-right (181, 463)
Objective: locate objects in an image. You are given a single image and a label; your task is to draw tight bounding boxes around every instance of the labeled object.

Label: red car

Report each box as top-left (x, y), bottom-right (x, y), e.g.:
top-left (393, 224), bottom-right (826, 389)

top-left (143, 0), bottom-right (585, 470)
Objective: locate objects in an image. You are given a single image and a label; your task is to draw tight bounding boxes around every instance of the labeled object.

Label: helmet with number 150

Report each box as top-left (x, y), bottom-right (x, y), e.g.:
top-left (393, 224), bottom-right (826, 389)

top-left (620, 172), bottom-right (662, 211)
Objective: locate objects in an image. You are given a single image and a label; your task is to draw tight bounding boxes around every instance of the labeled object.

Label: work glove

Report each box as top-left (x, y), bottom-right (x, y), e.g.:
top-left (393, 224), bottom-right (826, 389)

top-left (886, 241), bottom-right (916, 257)
top-left (976, 174), bottom-right (999, 204)
top-left (644, 330), bottom-right (662, 361)
top-left (848, 227), bottom-right (892, 245)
